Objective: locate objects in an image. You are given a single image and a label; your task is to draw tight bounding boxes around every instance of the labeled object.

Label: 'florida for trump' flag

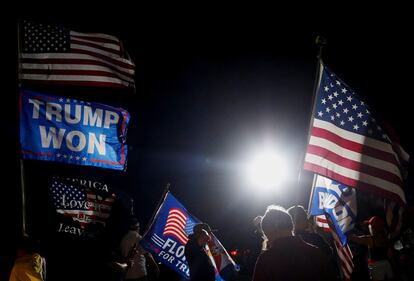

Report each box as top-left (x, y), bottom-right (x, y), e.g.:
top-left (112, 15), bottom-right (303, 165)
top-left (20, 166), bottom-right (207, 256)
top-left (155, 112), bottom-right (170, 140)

top-left (19, 20), bottom-right (135, 89)
top-left (19, 89), bottom-right (130, 170)
top-left (304, 64), bottom-right (407, 205)
top-left (140, 192), bottom-right (238, 280)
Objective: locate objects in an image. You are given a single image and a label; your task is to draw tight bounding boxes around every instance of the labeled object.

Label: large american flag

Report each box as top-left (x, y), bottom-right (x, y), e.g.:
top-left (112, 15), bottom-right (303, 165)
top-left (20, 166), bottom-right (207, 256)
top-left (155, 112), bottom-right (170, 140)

top-left (162, 208), bottom-right (192, 245)
top-left (19, 20), bottom-right (135, 88)
top-left (50, 177), bottom-right (115, 228)
top-left (304, 65), bottom-right (406, 204)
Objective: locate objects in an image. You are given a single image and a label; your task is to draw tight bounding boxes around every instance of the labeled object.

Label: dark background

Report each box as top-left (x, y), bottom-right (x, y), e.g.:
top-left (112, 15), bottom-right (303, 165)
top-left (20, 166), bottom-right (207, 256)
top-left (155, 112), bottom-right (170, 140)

top-left (2, 6), bottom-right (413, 280)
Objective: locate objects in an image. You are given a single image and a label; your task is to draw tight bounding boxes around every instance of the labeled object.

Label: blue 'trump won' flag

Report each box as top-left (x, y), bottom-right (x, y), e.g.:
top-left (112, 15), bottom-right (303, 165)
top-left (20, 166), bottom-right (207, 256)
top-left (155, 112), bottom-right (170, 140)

top-left (140, 192), bottom-right (238, 280)
top-left (309, 175), bottom-right (357, 246)
top-left (19, 88), bottom-right (130, 170)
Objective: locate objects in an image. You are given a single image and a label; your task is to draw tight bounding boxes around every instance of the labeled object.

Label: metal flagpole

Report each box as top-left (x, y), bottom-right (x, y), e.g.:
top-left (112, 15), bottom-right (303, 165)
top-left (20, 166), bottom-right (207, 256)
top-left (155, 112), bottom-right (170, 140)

top-left (293, 36), bottom-right (326, 222)
top-left (141, 183), bottom-right (171, 238)
top-left (17, 19), bottom-right (28, 236)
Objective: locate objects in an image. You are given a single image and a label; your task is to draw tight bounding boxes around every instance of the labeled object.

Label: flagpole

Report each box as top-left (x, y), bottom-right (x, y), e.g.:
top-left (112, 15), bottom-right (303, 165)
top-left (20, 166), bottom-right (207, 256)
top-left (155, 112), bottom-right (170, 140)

top-left (17, 19), bottom-right (27, 236)
top-left (293, 36), bottom-right (326, 220)
top-left (17, 20), bottom-right (22, 84)
top-left (307, 174), bottom-right (318, 214)
top-left (141, 183), bottom-right (171, 238)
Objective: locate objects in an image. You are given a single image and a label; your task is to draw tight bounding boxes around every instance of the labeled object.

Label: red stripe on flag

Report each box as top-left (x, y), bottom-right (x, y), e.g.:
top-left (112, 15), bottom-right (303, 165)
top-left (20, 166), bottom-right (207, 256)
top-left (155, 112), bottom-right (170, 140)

top-left (71, 39), bottom-right (120, 56)
top-left (23, 69), bottom-right (132, 81)
top-left (71, 34), bottom-right (120, 45)
top-left (163, 208), bottom-right (189, 245)
top-left (306, 145), bottom-right (403, 186)
top-left (70, 48), bottom-right (134, 69)
top-left (21, 57), bottom-right (135, 74)
top-left (310, 127), bottom-right (399, 165)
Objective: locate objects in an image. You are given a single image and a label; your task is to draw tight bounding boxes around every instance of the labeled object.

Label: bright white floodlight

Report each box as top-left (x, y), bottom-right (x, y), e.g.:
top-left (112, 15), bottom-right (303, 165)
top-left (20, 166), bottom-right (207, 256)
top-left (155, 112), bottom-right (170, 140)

top-left (246, 148), bottom-right (288, 191)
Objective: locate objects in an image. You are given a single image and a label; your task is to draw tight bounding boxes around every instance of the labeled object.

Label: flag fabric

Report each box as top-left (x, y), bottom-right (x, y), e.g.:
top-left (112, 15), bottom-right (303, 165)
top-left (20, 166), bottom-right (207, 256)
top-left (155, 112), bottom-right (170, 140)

top-left (207, 234), bottom-right (240, 281)
top-left (19, 20), bottom-right (135, 89)
top-left (314, 214), bottom-right (330, 232)
top-left (304, 64), bottom-right (407, 205)
top-left (333, 236), bottom-right (354, 281)
top-left (162, 208), bottom-right (191, 245)
top-left (309, 174), bottom-right (357, 246)
top-left (320, 213), bottom-right (354, 281)
top-left (50, 176), bottom-right (115, 231)
top-left (384, 199), bottom-right (404, 234)
top-left (19, 89), bottom-right (130, 170)
top-left (140, 192), bottom-right (238, 280)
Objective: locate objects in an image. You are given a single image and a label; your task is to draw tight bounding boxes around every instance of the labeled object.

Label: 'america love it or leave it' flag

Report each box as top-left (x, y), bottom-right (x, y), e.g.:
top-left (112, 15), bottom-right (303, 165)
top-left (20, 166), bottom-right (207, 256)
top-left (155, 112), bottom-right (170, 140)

top-left (50, 176), bottom-right (115, 235)
top-left (19, 20), bottom-right (135, 89)
top-left (19, 88), bottom-right (130, 170)
top-left (309, 174), bottom-right (357, 246)
top-left (304, 64), bottom-right (407, 205)
top-left (140, 192), bottom-right (238, 280)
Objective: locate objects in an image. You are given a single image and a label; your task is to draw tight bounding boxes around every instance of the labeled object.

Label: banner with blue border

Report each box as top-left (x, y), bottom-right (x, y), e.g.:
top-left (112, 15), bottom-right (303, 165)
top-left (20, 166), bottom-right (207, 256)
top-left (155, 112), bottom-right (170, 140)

top-left (19, 88), bottom-right (129, 170)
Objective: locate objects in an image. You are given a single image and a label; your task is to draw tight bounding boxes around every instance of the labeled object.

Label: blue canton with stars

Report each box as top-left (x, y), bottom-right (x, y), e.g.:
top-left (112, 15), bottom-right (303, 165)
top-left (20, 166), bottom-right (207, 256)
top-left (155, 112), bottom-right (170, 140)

top-left (51, 177), bottom-right (86, 210)
top-left (21, 20), bottom-right (70, 53)
top-left (314, 67), bottom-right (390, 142)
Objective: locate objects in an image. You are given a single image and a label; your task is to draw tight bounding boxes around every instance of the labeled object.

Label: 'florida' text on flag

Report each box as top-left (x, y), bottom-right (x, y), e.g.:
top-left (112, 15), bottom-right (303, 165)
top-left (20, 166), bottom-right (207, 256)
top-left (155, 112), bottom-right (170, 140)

top-left (140, 192), bottom-right (238, 280)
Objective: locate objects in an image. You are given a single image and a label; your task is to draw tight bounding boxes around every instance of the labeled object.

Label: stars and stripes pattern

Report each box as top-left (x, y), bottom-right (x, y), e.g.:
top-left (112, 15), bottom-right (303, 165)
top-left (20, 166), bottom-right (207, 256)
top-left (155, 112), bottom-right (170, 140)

top-left (304, 64), bottom-right (406, 204)
top-left (163, 208), bottom-right (189, 244)
top-left (333, 238), bottom-right (354, 281)
top-left (19, 20), bottom-right (135, 88)
top-left (50, 177), bottom-right (115, 228)
top-left (316, 213), bottom-right (354, 280)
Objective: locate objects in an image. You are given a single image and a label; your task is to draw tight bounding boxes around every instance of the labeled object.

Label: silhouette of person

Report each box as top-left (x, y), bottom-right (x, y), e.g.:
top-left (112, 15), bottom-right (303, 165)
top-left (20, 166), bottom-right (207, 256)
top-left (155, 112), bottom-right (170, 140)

top-left (185, 223), bottom-right (215, 281)
top-left (252, 205), bottom-right (335, 281)
top-left (9, 235), bottom-right (46, 281)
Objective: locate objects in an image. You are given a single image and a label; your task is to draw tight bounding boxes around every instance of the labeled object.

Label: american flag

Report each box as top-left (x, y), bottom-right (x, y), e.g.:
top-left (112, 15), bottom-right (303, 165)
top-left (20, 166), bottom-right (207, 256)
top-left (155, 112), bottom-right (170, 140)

top-left (50, 178), bottom-right (115, 228)
top-left (318, 213), bottom-right (354, 281)
top-left (314, 214), bottom-right (331, 232)
top-left (333, 238), bottom-right (354, 281)
top-left (163, 208), bottom-right (190, 244)
top-left (19, 20), bottom-right (135, 88)
top-left (304, 65), bottom-right (406, 204)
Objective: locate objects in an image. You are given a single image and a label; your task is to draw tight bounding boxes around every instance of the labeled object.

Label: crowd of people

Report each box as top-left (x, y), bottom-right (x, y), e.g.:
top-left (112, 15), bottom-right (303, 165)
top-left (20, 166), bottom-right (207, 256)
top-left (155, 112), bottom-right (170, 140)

top-left (8, 204), bottom-right (414, 281)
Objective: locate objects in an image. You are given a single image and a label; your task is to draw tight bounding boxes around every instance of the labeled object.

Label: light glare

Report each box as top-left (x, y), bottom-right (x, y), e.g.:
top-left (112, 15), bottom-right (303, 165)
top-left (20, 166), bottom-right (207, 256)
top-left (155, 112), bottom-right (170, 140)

top-left (246, 149), bottom-right (287, 191)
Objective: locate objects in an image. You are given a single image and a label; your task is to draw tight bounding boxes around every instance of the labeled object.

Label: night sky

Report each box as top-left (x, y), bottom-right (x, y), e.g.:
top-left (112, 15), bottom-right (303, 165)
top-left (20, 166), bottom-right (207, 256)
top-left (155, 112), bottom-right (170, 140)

top-left (3, 7), bottom-right (413, 280)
